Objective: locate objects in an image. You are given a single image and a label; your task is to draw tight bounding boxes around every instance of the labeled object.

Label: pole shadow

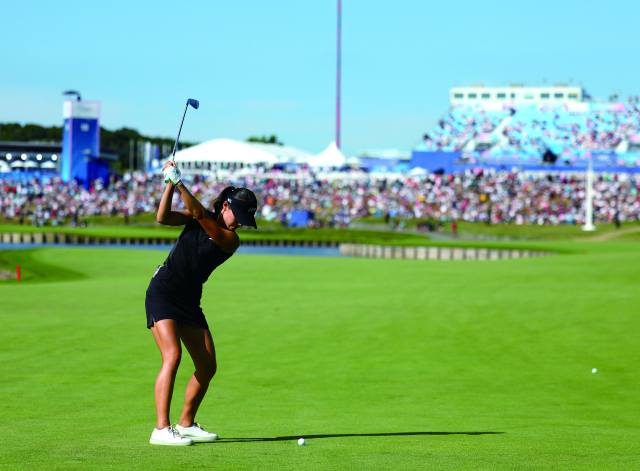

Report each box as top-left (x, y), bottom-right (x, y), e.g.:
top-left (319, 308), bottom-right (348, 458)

top-left (216, 431), bottom-right (504, 444)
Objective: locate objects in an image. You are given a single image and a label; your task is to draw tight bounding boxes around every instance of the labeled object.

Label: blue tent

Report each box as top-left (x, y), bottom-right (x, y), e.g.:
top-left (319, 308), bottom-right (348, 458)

top-left (289, 211), bottom-right (314, 227)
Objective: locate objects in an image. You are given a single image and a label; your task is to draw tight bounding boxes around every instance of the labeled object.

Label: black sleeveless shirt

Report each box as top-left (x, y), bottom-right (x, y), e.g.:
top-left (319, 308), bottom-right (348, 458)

top-left (164, 211), bottom-right (234, 286)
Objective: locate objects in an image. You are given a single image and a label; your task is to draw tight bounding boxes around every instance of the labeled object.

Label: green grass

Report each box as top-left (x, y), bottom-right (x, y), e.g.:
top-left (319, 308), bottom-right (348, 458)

top-left (0, 223), bottom-right (437, 246)
top-left (356, 216), bottom-right (640, 240)
top-left (245, 227), bottom-right (433, 245)
top-left (1, 243), bottom-right (639, 470)
top-left (608, 231), bottom-right (640, 241)
top-left (0, 223), bottom-right (183, 239)
top-left (456, 220), bottom-right (638, 239)
top-left (4, 216), bottom-right (638, 245)
top-left (0, 222), bottom-right (579, 253)
top-left (0, 213), bottom-right (160, 227)
top-left (0, 249), bottom-right (84, 283)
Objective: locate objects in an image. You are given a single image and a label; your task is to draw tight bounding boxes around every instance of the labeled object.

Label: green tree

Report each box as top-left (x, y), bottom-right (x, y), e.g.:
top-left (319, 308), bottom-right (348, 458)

top-left (246, 134), bottom-right (282, 145)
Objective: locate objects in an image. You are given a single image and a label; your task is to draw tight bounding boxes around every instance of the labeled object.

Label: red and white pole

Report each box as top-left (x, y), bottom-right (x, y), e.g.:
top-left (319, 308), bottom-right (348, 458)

top-left (16, 264), bottom-right (21, 281)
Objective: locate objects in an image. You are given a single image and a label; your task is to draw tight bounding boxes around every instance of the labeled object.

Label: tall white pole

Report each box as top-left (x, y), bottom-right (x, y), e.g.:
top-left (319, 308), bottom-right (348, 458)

top-left (582, 155), bottom-right (596, 231)
top-left (336, 0), bottom-right (341, 148)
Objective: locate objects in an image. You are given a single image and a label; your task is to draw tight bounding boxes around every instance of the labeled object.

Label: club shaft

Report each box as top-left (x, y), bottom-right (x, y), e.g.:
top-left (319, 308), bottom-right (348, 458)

top-left (171, 103), bottom-right (190, 162)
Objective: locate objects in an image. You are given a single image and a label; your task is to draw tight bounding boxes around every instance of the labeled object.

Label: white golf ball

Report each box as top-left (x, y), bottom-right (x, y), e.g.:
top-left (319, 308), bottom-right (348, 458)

top-left (298, 438), bottom-right (306, 446)
top-left (592, 368), bottom-right (598, 373)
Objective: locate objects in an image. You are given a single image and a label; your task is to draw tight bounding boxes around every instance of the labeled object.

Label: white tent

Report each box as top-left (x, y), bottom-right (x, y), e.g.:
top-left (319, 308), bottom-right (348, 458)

top-left (409, 166), bottom-right (428, 175)
top-left (40, 161), bottom-right (58, 169)
top-left (0, 161), bottom-right (10, 173)
top-left (172, 138), bottom-right (279, 172)
top-left (307, 141), bottom-right (347, 167)
top-left (244, 142), bottom-right (311, 164)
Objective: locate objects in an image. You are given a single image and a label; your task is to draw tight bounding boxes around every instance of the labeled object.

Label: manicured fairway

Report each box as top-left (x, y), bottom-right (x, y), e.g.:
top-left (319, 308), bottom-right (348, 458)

top-left (1, 244), bottom-right (639, 470)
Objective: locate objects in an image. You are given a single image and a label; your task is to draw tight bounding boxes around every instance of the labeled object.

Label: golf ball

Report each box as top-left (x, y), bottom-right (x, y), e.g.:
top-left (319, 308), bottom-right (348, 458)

top-left (298, 438), bottom-right (306, 446)
top-left (592, 368), bottom-right (598, 373)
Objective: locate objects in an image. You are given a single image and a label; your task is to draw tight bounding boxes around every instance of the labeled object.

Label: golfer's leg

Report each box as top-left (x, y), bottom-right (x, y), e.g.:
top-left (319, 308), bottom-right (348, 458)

top-left (177, 324), bottom-right (217, 427)
top-left (150, 319), bottom-right (182, 429)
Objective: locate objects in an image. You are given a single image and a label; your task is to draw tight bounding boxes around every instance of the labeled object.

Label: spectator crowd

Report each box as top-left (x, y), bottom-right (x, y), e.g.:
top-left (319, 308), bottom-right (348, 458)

top-left (500, 104), bottom-right (640, 154)
top-left (421, 107), bottom-right (508, 152)
top-left (1, 168), bottom-right (638, 228)
top-left (419, 104), bottom-right (640, 157)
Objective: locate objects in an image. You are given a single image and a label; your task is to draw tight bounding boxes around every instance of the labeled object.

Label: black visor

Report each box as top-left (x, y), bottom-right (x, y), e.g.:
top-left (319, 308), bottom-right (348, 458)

top-left (227, 196), bottom-right (257, 229)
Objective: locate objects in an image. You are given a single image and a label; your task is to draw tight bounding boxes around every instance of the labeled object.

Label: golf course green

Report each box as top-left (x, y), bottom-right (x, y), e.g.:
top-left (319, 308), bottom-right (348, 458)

top-left (1, 241), bottom-right (639, 470)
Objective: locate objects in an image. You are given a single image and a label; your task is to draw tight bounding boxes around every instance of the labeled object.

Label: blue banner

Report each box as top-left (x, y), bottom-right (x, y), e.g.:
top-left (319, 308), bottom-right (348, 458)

top-left (410, 149), bottom-right (640, 174)
top-left (410, 151), bottom-right (460, 174)
top-left (61, 100), bottom-right (101, 186)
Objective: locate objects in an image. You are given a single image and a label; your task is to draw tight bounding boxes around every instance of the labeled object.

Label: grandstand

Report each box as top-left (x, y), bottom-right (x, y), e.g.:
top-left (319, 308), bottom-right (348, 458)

top-left (0, 140), bottom-right (120, 179)
top-left (412, 86), bottom-right (640, 173)
top-left (0, 142), bottom-right (61, 174)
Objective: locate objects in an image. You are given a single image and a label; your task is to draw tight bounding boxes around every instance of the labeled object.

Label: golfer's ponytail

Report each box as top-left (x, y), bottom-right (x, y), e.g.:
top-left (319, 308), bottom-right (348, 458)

top-left (213, 186), bottom-right (236, 218)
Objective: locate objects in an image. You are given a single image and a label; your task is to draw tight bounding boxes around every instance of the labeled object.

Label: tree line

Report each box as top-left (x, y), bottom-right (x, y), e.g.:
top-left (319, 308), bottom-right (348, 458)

top-left (246, 134), bottom-right (283, 145)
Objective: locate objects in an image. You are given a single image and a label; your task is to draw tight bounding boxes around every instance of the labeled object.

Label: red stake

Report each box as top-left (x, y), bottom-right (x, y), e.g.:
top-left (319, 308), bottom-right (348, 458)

top-left (16, 264), bottom-right (20, 281)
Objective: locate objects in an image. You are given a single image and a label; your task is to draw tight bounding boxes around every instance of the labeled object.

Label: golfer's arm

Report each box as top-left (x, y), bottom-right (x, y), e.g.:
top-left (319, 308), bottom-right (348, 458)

top-left (176, 184), bottom-right (207, 220)
top-left (157, 183), bottom-right (192, 226)
top-left (176, 186), bottom-right (239, 253)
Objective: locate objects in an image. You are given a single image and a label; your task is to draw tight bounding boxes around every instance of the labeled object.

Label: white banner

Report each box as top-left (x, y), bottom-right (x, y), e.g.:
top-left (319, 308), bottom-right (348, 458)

top-left (62, 100), bottom-right (100, 119)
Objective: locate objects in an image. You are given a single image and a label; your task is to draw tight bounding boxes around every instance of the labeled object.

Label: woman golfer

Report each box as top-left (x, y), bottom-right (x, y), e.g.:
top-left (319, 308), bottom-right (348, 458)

top-left (146, 161), bottom-right (258, 446)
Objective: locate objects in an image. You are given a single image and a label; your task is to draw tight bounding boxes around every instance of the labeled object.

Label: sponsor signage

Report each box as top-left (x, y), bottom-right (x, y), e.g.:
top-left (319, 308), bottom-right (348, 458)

top-left (61, 100), bottom-right (101, 183)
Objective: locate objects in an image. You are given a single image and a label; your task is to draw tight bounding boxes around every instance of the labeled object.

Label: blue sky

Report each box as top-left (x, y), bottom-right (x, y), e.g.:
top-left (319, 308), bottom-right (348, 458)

top-left (2, 0), bottom-right (639, 155)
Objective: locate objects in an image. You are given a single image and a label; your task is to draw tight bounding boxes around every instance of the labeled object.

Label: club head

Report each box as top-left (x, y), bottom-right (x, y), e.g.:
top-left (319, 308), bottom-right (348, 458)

top-left (187, 99), bottom-right (199, 109)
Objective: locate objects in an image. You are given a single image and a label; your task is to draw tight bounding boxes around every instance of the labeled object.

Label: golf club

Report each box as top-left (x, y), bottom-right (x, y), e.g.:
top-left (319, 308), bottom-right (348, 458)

top-left (171, 98), bottom-right (199, 162)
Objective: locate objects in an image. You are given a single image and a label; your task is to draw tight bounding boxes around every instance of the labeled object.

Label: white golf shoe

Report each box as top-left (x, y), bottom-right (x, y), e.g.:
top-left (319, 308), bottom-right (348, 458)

top-left (149, 426), bottom-right (194, 446)
top-left (175, 422), bottom-right (219, 442)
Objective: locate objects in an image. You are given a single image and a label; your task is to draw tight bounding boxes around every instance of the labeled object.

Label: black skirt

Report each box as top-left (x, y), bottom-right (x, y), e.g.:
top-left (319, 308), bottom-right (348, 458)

top-left (145, 266), bottom-right (209, 330)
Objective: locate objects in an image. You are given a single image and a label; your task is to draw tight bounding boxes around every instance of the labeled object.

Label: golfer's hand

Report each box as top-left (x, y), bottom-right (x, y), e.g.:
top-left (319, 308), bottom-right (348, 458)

top-left (161, 160), bottom-right (176, 172)
top-left (162, 162), bottom-right (183, 186)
